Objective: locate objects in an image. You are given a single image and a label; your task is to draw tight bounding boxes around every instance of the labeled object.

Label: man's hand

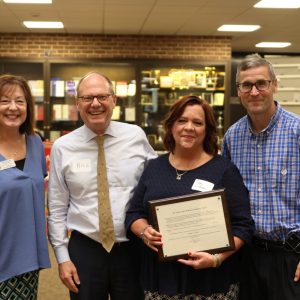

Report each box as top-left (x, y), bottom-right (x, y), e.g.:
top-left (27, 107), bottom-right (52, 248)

top-left (58, 261), bottom-right (80, 293)
top-left (294, 261), bottom-right (300, 282)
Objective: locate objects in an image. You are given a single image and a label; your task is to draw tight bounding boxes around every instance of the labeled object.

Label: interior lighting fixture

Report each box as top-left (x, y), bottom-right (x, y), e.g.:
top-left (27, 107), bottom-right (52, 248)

top-left (3, 0), bottom-right (52, 3)
top-left (254, 0), bottom-right (300, 8)
top-left (218, 25), bottom-right (260, 32)
top-left (23, 21), bottom-right (64, 28)
top-left (255, 42), bottom-right (291, 48)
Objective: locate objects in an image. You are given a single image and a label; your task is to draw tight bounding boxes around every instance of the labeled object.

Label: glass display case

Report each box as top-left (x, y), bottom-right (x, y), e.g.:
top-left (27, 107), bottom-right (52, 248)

top-left (138, 62), bottom-right (228, 150)
top-left (0, 58), bottom-right (230, 145)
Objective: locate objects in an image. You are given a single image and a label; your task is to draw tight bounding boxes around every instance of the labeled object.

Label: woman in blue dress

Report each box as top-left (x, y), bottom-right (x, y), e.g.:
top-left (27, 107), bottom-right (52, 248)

top-left (0, 74), bottom-right (50, 300)
top-left (125, 95), bottom-right (254, 299)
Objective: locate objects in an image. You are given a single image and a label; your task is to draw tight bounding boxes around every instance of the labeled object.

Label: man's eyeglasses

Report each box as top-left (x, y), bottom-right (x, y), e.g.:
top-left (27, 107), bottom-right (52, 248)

top-left (236, 80), bottom-right (272, 93)
top-left (78, 94), bottom-right (113, 104)
top-left (0, 98), bottom-right (27, 107)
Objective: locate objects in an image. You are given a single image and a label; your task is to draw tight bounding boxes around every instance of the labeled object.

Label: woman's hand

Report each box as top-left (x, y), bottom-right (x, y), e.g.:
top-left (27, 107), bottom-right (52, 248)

top-left (177, 251), bottom-right (217, 269)
top-left (142, 225), bottom-right (163, 252)
top-left (130, 219), bottom-right (163, 252)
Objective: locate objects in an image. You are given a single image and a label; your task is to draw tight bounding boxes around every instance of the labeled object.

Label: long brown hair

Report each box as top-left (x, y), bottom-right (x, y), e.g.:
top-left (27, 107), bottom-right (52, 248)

top-left (163, 95), bottom-right (218, 155)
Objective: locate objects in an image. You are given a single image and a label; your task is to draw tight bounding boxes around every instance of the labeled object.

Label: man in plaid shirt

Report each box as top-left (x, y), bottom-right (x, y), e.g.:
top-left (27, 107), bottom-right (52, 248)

top-left (222, 53), bottom-right (300, 300)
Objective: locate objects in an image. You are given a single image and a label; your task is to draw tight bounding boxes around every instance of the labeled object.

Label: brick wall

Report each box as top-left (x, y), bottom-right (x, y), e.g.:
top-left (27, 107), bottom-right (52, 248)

top-left (0, 33), bottom-right (231, 61)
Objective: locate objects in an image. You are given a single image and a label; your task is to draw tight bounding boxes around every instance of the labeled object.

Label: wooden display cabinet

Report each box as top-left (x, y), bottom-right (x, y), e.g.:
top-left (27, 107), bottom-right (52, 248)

top-left (136, 61), bottom-right (230, 150)
top-left (0, 58), bottom-right (231, 145)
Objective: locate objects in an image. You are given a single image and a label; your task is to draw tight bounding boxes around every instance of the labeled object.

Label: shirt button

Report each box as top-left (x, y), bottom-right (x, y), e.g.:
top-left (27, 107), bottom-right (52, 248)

top-left (258, 187), bottom-right (262, 192)
top-left (257, 166), bottom-right (262, 170)
top-left (258, 210), bottom-right (262, 214)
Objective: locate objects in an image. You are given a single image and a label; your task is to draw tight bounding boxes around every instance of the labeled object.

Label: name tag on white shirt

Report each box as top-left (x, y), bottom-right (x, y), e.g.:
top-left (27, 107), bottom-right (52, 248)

top-left (191, 179), bottom-right (214, 192)
top-left (71, 159), bottom-right (92, 173)
top-left (0, 159), bottom-right (16, 171)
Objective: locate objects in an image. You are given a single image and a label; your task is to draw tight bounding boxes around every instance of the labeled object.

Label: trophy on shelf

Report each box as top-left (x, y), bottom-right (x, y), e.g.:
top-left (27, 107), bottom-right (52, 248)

top-left (154, 124), bottom-right (165, 151)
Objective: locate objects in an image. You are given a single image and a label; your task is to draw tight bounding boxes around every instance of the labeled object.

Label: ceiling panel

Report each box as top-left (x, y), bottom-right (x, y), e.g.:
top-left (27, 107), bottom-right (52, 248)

top-left (0, 0), bottom-right (300, 53)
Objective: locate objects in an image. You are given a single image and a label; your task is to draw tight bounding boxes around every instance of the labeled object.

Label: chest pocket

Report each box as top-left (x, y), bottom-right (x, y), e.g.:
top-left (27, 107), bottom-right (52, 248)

top-left (108, 157), bottom-right (144, 187)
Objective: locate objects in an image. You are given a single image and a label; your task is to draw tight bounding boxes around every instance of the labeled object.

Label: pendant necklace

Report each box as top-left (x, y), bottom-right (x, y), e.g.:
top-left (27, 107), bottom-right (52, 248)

top-left (175, 168), bottom-right (188, 180)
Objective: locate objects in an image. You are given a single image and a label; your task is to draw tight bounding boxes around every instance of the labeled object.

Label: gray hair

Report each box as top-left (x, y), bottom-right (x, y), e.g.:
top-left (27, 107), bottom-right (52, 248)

top-left (236, 53), bottom-right (277, 83)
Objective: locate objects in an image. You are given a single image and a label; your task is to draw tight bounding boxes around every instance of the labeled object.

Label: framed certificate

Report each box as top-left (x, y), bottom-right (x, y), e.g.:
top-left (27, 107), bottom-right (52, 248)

top-left (149, 189), bottom-right (234, 261)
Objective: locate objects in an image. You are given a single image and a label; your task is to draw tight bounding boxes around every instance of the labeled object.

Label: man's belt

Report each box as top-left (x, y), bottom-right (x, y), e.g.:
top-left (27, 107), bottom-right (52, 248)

top-left (253, 233), bottom-right (300, 254)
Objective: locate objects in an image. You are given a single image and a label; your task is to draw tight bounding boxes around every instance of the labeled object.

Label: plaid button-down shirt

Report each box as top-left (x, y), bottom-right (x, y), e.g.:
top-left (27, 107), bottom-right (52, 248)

top-left (222, 102), bottom-right (300, 241)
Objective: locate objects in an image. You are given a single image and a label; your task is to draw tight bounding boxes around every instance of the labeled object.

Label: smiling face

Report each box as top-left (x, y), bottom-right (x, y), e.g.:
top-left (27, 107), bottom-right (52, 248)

top-left (76, 73), bottom-right (117, 134)
top-left (0, 85), bottom-right (27, 132)
top-left (237, 65), bottom-right (277, 118)
top-left (171, 104), bottom-right (206, 152)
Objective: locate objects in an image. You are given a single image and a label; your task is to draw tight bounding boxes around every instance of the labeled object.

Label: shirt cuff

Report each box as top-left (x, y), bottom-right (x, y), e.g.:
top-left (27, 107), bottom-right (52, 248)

top-left (54, 246), bottom-right (71, 264)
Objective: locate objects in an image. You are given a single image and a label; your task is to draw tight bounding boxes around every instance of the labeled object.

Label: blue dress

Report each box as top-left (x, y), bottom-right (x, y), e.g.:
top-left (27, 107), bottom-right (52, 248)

top-left (0, 134), bottom-right (50, 282)
top-left (125, 154), bottom-right (254, 297)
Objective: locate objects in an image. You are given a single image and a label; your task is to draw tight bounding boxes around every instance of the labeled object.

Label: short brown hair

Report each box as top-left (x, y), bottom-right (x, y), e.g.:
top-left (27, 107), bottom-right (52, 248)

top-left (0, 74), bottom-right (35, 135)
top-left (163, 95), bottom-right (218, 155)
top-left (236, 53), bottom-right (277, 83)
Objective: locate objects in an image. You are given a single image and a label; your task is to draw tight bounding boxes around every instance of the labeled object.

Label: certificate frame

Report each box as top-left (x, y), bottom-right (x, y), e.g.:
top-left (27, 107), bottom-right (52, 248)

top-left (149, 189), bottom-right (234, 261)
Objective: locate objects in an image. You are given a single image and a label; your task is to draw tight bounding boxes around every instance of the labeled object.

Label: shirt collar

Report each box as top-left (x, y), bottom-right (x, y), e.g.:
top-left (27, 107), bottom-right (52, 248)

top-left (80, 121), bottom-right (118, 142)
top-left (247, 101), bottom-right (282, 135)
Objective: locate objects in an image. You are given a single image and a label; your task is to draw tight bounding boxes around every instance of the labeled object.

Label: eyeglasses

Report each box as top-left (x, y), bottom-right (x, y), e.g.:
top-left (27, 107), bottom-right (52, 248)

top-left (236, 80), bottom-right (272, 93)
top-left (0, 98), bottom-right (27, 107)
top-left (78, 94), bottom-right (113, 104)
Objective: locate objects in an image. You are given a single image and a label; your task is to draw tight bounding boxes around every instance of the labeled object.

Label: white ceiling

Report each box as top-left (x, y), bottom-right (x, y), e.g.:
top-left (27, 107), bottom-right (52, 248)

top-left (1, 0), bottom-right (300, 54)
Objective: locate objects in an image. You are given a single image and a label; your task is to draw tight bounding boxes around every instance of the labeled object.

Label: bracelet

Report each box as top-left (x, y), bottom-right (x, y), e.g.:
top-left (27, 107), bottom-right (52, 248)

top-left (212, 254), bottom-right (222, 268)
top-left (140, 225), bottom-right (152, 241)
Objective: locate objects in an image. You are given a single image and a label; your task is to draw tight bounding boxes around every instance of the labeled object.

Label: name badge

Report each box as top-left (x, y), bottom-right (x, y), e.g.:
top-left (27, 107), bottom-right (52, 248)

top-left (191, 179), bottom-right (214, 192)
top-left (71, 159), bottom-right (91, 173)
top-left (0, 159), bottom-right (16, 171)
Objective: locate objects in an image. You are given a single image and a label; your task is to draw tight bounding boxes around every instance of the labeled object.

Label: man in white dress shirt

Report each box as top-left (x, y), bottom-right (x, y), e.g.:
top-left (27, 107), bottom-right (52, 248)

top-left (48, 72), bottom-right (156, 300)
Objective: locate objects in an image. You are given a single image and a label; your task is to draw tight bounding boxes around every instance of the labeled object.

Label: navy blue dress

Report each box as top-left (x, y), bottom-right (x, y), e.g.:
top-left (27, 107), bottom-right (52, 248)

top-left (125, 154), bottom-right (254, 297)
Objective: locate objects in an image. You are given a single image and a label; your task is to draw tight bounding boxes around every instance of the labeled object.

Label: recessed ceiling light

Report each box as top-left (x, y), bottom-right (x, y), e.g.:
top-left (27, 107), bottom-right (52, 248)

top-left (255, 42), bottom-right (291, 48)
top-left (23, 21), bottom-right (64, 29)
top-left (3, 0), bottom-right (52, 3)
top-left (218, 25), bottom-right (260, 32)
top-left (254, 0), bottom-right (300, 8)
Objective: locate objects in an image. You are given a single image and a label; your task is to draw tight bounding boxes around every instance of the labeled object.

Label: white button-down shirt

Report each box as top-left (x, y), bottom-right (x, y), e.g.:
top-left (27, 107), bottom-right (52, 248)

top-left (48, 121), bottom-right (157, 263)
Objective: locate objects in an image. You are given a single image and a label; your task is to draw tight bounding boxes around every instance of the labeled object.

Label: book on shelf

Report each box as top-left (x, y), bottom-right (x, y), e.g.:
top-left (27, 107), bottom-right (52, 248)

top-left (125, 107), bottom-right (136, 122)
top-left (28, 80), bottom-right (44, 102)
top-left (65, 80), bottom-right (79, 97)
top-left (111, 106), bottom-right (121, 120)
top-left (52, 104), bottom-right (63, 120)
top-left (34, 104), bottom-right (44, 121)
top-left (116, 81), bottom-right (128, 97)
top-left (127, 82), bottom-right (136, 96)
top-left (50, 79), bottom-right (65, 97)
top-left (52, 104), bottom-right (78, 121)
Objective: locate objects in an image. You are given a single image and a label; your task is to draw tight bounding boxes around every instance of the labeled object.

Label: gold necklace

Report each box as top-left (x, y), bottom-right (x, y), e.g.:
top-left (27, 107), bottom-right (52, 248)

top-left (175, 168), bottom-right (188, 180)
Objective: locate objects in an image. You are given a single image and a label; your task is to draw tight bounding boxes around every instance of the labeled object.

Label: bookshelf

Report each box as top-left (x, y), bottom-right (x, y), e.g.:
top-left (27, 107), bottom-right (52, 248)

top-left (0, 58), bottom-right (231, 146)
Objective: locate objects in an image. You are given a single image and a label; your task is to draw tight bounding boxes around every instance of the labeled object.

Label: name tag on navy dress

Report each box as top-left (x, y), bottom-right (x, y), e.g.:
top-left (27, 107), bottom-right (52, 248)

top-left (191, 179), bottom-right (214, 192)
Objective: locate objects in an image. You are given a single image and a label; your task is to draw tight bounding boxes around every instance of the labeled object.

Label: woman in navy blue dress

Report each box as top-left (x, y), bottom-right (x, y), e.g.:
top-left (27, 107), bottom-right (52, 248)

top-left (125, 95), bottom-right (254, 299)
